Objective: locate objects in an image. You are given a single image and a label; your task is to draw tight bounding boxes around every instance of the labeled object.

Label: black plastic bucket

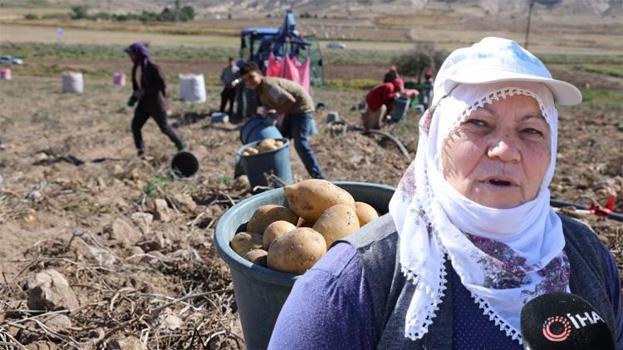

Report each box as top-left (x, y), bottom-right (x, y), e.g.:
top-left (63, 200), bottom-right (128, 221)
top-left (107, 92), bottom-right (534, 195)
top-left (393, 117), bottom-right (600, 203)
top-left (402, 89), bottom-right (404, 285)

top-left (171, 151), bottom-right (199, 177)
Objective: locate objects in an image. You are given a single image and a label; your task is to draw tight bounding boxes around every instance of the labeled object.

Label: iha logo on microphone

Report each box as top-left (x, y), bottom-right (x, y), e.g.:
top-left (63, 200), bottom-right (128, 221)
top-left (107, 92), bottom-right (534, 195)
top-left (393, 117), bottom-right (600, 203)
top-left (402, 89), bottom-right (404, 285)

top-left (542, 312), bottom-right (605, 342)
top-left (542, 316), bottom-right (571, 342)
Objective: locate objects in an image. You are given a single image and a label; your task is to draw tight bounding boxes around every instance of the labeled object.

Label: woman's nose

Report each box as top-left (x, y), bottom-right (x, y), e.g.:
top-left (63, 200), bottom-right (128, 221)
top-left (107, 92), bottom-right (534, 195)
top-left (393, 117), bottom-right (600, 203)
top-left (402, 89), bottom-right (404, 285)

top-left (487, 136), bottom-right (521, 163)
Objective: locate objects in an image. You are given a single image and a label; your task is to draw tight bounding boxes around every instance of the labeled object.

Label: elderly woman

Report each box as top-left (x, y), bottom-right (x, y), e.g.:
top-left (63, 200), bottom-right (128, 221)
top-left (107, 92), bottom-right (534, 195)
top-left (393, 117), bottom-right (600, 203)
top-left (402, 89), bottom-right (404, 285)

top-left (268, 37), bottom-right (623, 349)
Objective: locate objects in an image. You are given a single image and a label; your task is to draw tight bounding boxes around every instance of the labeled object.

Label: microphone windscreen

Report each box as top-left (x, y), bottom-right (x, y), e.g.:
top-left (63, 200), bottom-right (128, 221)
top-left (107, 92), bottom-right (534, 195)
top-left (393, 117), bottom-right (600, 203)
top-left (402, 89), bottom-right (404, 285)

top-left (520, 292), bottom-right (615, 350)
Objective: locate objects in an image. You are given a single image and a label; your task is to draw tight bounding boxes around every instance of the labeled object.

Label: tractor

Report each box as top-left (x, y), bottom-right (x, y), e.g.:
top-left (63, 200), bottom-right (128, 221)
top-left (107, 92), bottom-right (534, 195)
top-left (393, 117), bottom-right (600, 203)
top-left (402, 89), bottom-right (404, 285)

top-left (235, 9), bottom-right (324, 119)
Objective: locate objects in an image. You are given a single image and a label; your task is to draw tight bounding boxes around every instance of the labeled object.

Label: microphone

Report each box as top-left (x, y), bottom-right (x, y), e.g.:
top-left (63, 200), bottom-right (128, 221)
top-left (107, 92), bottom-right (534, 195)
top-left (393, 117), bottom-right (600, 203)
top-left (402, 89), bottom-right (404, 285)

top-left (520, 292), bottom-right (615, 350)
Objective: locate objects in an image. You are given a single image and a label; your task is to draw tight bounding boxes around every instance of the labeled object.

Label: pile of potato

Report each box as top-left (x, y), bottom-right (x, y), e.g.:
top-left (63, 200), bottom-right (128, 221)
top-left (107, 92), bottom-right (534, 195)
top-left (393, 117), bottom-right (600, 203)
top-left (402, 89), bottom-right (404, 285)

top-left (329, 122), bottom-right (346, 131)
top-left (241, 138), bottom-right (284, 157)
top-left (328, 122), bottom-right (347, 136)
top-left (230, 179), bottom-right (379, 275)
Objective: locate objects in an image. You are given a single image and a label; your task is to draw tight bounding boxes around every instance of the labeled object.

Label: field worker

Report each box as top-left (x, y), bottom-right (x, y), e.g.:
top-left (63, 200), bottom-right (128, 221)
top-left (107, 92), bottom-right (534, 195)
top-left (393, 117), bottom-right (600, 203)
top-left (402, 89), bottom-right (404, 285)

top-left (361, 78), bottom-right (405, 131)
top-left (420, 67), bottom-right (435, 108)
top-left (269, 37), bottom-right (623, 349)
top-left (125, 42), bottom-right (185, 158)
top-left (383, 65), bottom-right (399, 83)
top-left (239, 62), bottom-right (324, 179)
top-left (220, 56), bottom-right (240, 117)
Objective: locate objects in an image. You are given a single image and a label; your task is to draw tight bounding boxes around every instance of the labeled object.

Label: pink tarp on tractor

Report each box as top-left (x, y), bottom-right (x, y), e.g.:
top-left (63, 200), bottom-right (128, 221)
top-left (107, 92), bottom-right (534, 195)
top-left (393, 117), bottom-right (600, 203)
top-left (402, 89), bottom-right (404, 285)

top-left (267, 53), bottom-right (311, 93)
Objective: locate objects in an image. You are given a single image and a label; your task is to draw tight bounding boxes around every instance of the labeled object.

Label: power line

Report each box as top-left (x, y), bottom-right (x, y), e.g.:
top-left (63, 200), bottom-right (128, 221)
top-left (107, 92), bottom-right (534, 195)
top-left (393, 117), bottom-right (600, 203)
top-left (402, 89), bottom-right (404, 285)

top-left (525, 0), bottom-right (535, 49)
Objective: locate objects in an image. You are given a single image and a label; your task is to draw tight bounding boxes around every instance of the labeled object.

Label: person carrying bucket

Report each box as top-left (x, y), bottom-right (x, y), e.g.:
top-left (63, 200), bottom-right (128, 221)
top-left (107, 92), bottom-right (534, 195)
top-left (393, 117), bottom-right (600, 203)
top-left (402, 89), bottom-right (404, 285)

top-left (420, 68), bottom-right (435, 109)
top-left (125, 42), bottom-right (185, 158)
top-left (239, 62), bottom-right (324, 179)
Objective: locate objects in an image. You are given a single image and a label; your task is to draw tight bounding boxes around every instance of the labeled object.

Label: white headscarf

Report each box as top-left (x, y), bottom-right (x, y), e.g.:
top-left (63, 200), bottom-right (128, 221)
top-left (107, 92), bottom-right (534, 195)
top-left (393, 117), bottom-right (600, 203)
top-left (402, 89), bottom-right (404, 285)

top-left (388, 81), bottom-right (570, 343)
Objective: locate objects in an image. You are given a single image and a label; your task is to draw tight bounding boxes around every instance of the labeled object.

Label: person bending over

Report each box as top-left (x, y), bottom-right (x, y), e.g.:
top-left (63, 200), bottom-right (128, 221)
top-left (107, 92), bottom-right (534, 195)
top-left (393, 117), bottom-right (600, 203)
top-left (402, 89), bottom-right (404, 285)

top-left (239, 62), bottom-right (324, 179)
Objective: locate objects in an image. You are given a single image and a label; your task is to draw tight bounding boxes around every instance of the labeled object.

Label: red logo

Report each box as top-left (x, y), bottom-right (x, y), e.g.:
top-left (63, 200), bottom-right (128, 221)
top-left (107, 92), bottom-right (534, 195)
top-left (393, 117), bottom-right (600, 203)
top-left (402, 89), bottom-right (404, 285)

top-left (542, 316), bottom-right (572, 342)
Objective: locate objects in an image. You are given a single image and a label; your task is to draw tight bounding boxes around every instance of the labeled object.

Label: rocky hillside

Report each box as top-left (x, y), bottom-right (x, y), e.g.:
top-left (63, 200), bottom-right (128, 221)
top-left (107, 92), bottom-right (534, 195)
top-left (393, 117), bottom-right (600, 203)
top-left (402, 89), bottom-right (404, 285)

top-left (8, 0), bottom-right (622, 17)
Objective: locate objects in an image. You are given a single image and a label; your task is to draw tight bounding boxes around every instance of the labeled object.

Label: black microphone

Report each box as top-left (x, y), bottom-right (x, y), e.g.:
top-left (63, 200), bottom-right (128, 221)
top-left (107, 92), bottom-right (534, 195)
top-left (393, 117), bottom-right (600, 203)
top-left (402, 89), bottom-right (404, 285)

top-left (520, 292), bottom-right (615, 349)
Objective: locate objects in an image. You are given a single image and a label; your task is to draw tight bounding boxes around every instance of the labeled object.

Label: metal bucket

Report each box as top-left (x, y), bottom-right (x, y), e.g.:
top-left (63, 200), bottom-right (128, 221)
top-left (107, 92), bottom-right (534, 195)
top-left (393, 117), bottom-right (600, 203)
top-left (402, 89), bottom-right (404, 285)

top-left (214, 182), bottom-right (395, 349)
top-left (326, 111), bottom-right (340, 124)
top-left (328, 121), bottom-right (347, 137)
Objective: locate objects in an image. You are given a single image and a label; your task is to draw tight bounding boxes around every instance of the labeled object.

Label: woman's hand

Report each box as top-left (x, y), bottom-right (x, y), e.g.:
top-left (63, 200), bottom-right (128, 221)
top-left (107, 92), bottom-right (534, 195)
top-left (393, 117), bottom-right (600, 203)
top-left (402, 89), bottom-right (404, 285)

top-left (132, 89), bottom-right (144, 99)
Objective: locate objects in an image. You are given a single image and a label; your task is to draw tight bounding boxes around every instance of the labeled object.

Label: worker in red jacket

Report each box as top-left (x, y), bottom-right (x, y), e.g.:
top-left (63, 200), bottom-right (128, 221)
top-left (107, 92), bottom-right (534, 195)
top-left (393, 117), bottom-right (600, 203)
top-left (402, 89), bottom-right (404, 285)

top-left (361, 78), bottom-right (404, 132)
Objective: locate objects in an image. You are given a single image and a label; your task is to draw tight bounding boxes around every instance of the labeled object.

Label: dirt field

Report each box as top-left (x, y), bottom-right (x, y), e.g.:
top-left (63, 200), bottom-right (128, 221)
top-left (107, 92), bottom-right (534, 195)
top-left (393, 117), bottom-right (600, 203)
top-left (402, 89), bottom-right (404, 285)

top-left (0, 73), bottom-right (413, 348)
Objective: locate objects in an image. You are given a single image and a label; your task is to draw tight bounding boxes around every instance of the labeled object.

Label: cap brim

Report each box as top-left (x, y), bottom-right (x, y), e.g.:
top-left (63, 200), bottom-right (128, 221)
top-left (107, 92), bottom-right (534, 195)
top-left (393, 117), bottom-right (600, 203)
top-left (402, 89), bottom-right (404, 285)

top-left (449, 70), bottom-right (582, 106)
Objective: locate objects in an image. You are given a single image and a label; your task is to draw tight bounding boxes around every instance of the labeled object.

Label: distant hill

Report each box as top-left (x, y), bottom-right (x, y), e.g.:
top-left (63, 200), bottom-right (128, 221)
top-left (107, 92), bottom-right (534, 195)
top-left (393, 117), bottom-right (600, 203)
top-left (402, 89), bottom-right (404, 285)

top-left (11, 0), bottom-right (622, 17)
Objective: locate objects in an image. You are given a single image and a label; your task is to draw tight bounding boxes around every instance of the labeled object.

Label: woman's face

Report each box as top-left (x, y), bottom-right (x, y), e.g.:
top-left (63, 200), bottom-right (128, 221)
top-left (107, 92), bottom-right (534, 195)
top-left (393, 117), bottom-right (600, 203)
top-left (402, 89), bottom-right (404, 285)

top-left (442, 95), bottom-right (551, 209)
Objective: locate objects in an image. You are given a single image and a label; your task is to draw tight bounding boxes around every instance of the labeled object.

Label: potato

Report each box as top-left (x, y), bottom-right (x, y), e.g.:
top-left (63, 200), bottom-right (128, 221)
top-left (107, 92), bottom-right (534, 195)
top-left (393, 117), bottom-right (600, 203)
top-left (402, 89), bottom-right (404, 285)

top-left (242, 150), bottom-right (251, 157)
top-left (267, 228), bottom-right (327, 274)
top-left (274, 140), bottom-right (284, 148)
top-left (260, 138), bottom-right (275, 146)
top-left (284, 179), bottom-right (355, 222)
top-left (312, 204), bottom-right (360, 247)
top-left (246, 204), bottom-right (298, 234)
top-left (243, 248), bottom-right (268, 266)
top-left (245, 147), bottom-right (259, 155)
top-left (354, 202), bottom-right (379, 226)
top-left (257, 139), bottom-right (276, 153)
top-left (230, 232), bottom-right (263, 257)
top-left (263, 220), bottom-right (297, 249)
top-left (262, 144), bottom-right (278, 153)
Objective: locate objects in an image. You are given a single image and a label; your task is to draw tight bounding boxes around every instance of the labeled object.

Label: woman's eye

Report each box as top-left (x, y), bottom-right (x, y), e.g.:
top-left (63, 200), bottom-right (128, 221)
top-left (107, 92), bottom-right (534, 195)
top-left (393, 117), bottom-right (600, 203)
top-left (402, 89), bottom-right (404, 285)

top-left (465, 119), bottom-right (488, 127)
top-left (522, 128), bottom-right (545, 137)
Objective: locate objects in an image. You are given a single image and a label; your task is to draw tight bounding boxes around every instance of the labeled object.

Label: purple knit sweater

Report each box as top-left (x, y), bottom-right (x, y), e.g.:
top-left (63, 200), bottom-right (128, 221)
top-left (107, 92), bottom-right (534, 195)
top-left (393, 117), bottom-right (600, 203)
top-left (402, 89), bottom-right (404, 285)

top-left (269, 242), bottom-right (623, 349)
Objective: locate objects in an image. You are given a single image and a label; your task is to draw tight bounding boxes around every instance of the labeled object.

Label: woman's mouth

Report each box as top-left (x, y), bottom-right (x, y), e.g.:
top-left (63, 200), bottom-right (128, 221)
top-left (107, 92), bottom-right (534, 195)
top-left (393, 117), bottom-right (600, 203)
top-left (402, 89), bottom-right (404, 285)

top-left (489, 179), bottom-right (512, 187)
top-left (481, 177), bottom-right (519, 188)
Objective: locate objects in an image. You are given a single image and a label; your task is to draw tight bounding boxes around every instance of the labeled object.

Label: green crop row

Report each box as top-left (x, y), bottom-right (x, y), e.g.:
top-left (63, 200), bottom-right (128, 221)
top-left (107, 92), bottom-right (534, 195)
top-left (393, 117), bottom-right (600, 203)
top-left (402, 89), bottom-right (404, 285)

top-left (0, 42), bottom-right (238, 61)
top-left (573, 64), bottom-right (623, 78)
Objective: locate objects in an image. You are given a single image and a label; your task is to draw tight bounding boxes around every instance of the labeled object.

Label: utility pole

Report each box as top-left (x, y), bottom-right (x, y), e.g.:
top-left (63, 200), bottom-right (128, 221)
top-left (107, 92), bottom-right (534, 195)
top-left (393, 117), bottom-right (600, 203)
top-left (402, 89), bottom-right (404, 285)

top-left (525, 0), bottom-right (535, 49)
